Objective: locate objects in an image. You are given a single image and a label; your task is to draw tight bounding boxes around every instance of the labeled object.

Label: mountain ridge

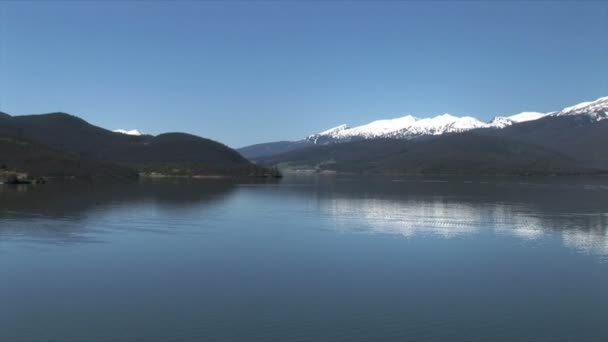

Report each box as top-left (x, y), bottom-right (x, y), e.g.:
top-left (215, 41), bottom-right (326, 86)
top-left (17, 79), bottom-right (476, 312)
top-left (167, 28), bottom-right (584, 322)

top-left (256, 133), bottom-right (596, 176)
top-left (244, 95), bottom-right (608, 175)
top-left (0, 112), bottom-right (276, 179)
top-left (238, 95), bottom-right (608, 159)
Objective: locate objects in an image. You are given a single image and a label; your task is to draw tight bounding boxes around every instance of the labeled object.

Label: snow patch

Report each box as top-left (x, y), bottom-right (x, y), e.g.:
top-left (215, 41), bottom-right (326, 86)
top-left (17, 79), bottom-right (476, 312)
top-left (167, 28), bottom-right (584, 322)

top-left (561, 96), bottom-right (608, 113)
top-left (317, 124), bottom-right (349, 136)
top-left (114, 129), bottom-right (143, 136)
top-left (555, 96), bottom-right (608, 120)
top-left (489, 111), bottom-right (547, 128)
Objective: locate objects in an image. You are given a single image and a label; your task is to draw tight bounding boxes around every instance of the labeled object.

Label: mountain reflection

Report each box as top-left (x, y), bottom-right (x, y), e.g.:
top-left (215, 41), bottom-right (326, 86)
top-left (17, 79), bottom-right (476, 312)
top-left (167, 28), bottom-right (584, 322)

top-left (0, 179), bottom-right (239, 244)
top-left (1, 176), bottom-right (608, 257)
top-left (294, 176), bottom-right (608, 257)
top-left (325, 198), bottom-right (485, 238)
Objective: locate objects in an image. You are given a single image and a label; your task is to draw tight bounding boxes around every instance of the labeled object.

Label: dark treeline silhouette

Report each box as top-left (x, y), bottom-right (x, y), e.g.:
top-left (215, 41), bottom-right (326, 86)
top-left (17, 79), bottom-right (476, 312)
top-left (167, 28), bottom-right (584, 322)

top-left (0, 112), bottom-right (279, 179)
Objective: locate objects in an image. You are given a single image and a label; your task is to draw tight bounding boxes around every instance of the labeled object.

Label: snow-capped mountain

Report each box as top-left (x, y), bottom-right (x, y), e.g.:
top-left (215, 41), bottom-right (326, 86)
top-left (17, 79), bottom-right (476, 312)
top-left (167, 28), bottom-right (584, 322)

top-left (114, 129), bottom-right (144, 136)
top-left (488, 112), bottom-right (547, 129)
top-left (237, 95), bottom-right (608, 160)
top-left (552, 96), bottom-right (608, 120)
top-left (305, 96), bottom-right (606, 145)
top-left (307, 114), bottom-right (487, 144)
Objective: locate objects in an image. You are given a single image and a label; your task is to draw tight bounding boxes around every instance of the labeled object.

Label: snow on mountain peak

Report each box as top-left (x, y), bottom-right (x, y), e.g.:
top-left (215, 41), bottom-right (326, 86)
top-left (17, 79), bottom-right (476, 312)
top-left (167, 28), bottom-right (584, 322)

top-left (507, 111), bottom-right (546, 122)
top-left (306, 113), bottom-right (487, 144)
top-left (489, 111), bottom-right (547, 128)
top-left (114, 129), bottom-right (143, 136)
top-left (561, 96), bottom-right (608, 112)
top-left (556, 96), bottom-right (608, 120)
top-left (318, 124), bottom-right (349, 136)
top-left (303, 95), bottom-right (607, 145)
top-left (343, 115), bottom-right (419, 139)
top-left (307, 124), bottom-right (349, 143)
top-left (435, 113), bottom-right (457, 120)
top-left (404, 114), bottom-right (486, 136)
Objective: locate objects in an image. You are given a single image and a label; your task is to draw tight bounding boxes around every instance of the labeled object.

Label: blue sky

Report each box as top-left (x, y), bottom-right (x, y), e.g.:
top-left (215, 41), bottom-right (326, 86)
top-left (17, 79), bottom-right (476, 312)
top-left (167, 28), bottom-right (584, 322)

top-left (1, 1), bottom-right (606, 147)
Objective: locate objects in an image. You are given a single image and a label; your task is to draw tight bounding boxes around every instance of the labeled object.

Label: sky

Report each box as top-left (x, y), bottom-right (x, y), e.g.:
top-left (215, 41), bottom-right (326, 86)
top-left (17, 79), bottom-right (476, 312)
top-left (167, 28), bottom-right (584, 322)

top-left (0, 1), bottom-right (607, 148)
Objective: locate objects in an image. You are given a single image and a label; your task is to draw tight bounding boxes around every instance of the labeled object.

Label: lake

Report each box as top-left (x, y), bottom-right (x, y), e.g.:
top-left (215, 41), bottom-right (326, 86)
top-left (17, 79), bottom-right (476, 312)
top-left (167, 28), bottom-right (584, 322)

top-left (2, 176), bottom-right (608, 341)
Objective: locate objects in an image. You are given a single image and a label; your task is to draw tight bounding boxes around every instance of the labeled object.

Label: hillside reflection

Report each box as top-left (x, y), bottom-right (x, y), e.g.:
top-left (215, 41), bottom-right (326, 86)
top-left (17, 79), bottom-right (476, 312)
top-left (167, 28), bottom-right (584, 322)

top-left (0, 179), bottom-right (240, 244)
top-left (1, 176), bottom-right (608, 257)
top-left (320, 196), bottom-right (608, 255)
top-left (288, 176), bottom-right (608, 257)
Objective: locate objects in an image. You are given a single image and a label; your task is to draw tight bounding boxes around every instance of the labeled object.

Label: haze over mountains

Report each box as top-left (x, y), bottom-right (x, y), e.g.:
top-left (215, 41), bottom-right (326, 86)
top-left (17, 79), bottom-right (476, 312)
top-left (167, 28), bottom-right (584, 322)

top-left (241, 96), bottom-right (608, 175)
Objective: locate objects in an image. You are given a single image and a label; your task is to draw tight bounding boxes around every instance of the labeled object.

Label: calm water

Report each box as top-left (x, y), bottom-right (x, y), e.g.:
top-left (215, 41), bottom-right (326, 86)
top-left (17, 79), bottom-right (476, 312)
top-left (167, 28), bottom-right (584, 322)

top-left (2, 176), bottom-right (608, 341)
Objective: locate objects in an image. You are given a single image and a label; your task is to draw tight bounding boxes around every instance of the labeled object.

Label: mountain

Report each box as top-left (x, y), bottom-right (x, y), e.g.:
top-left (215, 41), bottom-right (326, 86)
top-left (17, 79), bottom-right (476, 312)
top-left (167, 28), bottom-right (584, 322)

top-left (250, 95), bottom-right (608, 175)
top-left (236, 141), bottom-right (310, 160)
top-left (238, 113), bottom-right (499, 159)
top-left (257, 133), bottom-right (590, 176)
top-left (237, 109), bottom-right (544, 159)
top-left (488, 112), bottom-right (547, 129)
top-left (0, 135), bottom-right (137, 179)
top-left (0, 112), bottom-right (274, 178)
top-left (306, 114), bottom-right (488, 144)
top-left (106, 132), bottom-right (269, 177)
top-left (480, 98), bottom-right (608, 169)
top-left (551, 95), bottom-right (608, 120)
top-left (239, 95), bottom-right (607, 160)
top-left (0, 112), bottom-right (137, 153)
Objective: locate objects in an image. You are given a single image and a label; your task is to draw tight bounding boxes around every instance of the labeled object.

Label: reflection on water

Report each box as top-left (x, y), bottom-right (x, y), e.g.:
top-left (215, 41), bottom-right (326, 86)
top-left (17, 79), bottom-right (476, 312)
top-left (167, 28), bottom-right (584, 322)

top-left (308, 177), bottom-right (608, 257)
top-left (2, 176), bottom-right (608, 341)
top-left (0, 179), bottom-right (238, 244)
top-left (323, 195), bottom-right (608, 257)
top-left (562, 216), bottom-right (608, 256)
top-left (1, 176), bottom-right (608, 257)
top-left (326, 198), bottom-right (486, 238)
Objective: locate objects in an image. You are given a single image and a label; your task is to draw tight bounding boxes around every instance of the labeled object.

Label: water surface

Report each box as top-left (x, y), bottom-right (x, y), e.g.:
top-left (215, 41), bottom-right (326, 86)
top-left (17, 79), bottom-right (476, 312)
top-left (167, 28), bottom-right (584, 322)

top-left (2, 176), bottom-right (608, 341)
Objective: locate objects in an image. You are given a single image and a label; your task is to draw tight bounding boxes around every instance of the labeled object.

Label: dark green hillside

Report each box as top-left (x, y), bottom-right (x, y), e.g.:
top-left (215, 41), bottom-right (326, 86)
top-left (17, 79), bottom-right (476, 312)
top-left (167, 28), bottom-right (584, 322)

top-left (258, 133), bottom-right (595, 175)
top-left (101, 133), bottom-right (248, 164)
top-left (0, 112), bottom-right (138, 153)
top-left (0, 112), bottom-right (274, 177)
top-left (0, 135), bottom-right (137, 179)
top-left (237, 140), bottom-right (310, 159)
top-left (481, 115), bottom-right (608, 169)
top-left (369, 133), bottom-right (587, 175)
top-left (106, 133), bottom-right (269, 176)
